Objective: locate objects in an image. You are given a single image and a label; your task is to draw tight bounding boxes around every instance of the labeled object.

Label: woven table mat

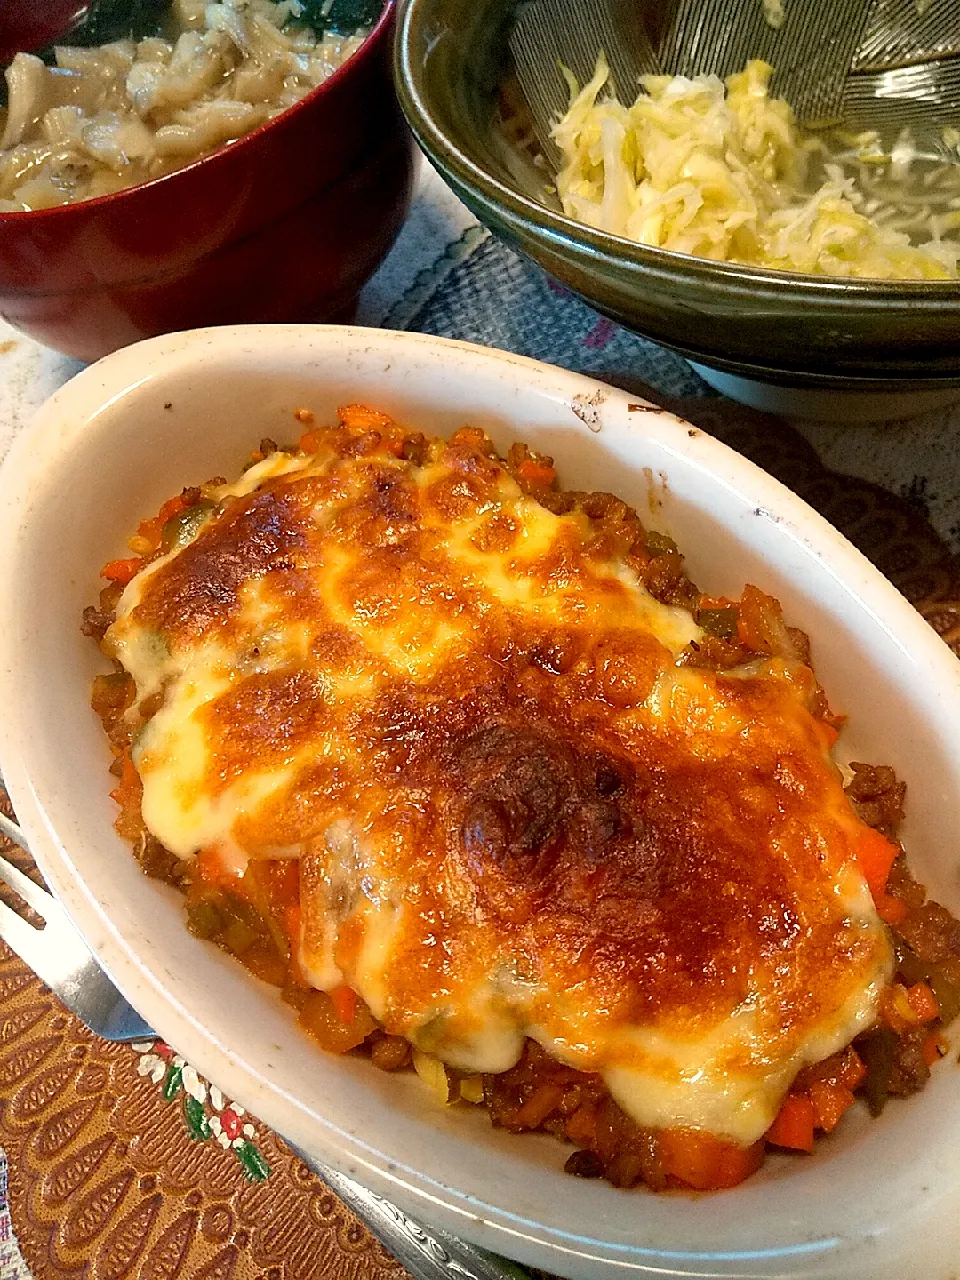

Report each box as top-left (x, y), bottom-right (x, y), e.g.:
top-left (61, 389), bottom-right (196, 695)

top-left (0, 392), bottom-right (958, 1280)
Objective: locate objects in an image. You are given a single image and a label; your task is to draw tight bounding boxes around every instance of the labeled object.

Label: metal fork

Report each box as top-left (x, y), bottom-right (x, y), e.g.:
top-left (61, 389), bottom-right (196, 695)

top-left (0, 807), bottom-right (528, 1280)
top-left (0, 810), bottom-right (153, 1041)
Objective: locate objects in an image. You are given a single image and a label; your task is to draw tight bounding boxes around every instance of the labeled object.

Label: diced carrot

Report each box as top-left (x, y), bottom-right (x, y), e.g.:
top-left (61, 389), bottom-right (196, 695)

top-left (192, 845), bottom-right (235, 892)
top-left (283, 904), bottom-right (310, 987)
top-left (876, 892), bottom-right (909, 926)
top-left (157, 494), bottom-right (188, 525)
top-left (906, 981), bottom-right (939, 1024)
top-left (854, 826), bottom-right (899, 900)
top-left (283, 902), bottom-right (301, 949)
top-left (299, 430), bottom-right (322, 452)
top-left (766, 1095), bottom-right (816, 1152)
top-left (564, 1103), bottom-right (598, 1147)
top-left (516, 458), bottom-right (557, 488)
top-left (109, 750), bottom-right (141, 808)
top-left (808, 1081), bottom-right (856, 1133)
top-left (509, 1083), bottom-right (566, 1130)
top-left (451, 426), bottom-right (488, 447)
top-left (880, 984), bottom-right (915, 1033)
top-left (712, 1139), bottom-right (765, 1189)
top-left (923, 1031), bottom-right (945, 1067)
top-left (101, 557), bottom-right (142, 585)
top-left (834, 1047), bottom-right (867, 1092)
top-left (338, 404), bottom-right (398, 433)
top-left (135, 494), bottom-right (189, 550)
top-left (660, 1128), bottom-right (764, 1190)
top-left (329, 984), bottom-right (359, 1025)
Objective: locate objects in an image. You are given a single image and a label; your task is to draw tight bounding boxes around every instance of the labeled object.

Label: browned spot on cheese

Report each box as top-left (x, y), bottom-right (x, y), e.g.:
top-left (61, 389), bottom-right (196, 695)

top-left (201, 668), bottom-right (328, 794)
top-left (133, 479), bottom-right (316, 645)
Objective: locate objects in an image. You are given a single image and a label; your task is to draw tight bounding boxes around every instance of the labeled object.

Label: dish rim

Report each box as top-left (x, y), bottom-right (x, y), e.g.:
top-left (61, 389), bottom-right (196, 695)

top-left (2, 325), bottom-right (960, 1278)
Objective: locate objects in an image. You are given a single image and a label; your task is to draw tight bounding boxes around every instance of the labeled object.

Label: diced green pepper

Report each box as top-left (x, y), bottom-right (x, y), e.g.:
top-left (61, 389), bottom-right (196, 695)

top-left (895, 941), bottom-right (960, 1026)
top-left (186, 900), bottom-right (223, 940)
top-left (160, 502), bottom-right (214, 554)
top-left (858, 1027), bottom-right (897, 1116)
top-left (697, 608), bottom-right (738, 640)
top-left (645, 531), bottom-right (678, 556)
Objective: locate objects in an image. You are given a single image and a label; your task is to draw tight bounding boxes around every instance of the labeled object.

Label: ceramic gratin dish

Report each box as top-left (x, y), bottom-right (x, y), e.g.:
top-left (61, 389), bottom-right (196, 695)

top-left (0, 326), bottom-right (959, 1280)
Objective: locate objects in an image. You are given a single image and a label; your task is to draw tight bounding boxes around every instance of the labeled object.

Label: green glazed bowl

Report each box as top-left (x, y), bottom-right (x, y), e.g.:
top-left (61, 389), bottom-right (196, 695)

top-left (395, 0), bottom-right (960, 398)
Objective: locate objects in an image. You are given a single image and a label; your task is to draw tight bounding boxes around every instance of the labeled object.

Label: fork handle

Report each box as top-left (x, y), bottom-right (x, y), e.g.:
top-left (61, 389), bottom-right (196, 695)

top-left (291, 1147), bottom-right (532, 1280)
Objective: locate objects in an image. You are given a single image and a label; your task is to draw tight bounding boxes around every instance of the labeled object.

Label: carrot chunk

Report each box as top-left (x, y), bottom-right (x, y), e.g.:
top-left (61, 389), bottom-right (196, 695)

top-left (809, 1081), bottom-right (856, 1132)
top-left (855, 827), bottom-right (899, 900)
top-left (564, 1104), bottom-right (598, 1147)
top-left (834, 1047), bottom-right (867, 1092)
top-left (660, 1128), bottom-right (764, 1190)
top-left (338, 404), bottom-right (398, 432)
top-left (516, 458), bottom-right (557, 488)
top-left (766, 1096), bottom-right (816, 1152)
top-left (876, 892), bottom-right (909, 926)
top-left (906, 981), bottom-right (939, 1024)
top-left (329, 984), bottom-right (359, 1025)
top-left (509, 1083), bottom-right (566, 1130)
top-left (101, 557), bottom-right (142, 585)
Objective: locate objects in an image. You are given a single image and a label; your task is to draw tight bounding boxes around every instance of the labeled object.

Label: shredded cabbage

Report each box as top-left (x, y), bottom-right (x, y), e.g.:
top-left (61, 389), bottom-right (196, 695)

top-left (552, 57), bottom-right (959, 280)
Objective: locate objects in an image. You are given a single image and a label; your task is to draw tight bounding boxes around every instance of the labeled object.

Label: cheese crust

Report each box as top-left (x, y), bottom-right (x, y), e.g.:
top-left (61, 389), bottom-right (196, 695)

top-left (105, 415), bottom-right (892, 1145)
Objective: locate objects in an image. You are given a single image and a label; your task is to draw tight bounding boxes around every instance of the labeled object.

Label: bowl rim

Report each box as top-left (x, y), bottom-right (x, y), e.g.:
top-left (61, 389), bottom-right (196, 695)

top-left (0, 0), bottom-right (394, 225)
top-left (4, 325), bottom-right (960, 1278)
top-left (394, 0), bottom-right (960, 304)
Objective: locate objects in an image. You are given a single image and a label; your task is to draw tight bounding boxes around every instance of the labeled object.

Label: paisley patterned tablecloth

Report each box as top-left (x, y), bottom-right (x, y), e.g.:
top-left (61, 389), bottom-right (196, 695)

top-left (1, 163), bottom-right (960, 1279)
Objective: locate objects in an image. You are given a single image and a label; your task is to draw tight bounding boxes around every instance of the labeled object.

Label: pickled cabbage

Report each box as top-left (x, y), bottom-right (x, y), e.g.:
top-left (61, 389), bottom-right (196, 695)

top-left (552, 58), bottom-right (959, 280)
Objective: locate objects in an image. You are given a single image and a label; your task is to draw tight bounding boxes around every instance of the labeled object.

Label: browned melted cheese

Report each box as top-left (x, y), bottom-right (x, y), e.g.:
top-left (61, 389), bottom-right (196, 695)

top-left (106, 420), bottom-right (892, 1143)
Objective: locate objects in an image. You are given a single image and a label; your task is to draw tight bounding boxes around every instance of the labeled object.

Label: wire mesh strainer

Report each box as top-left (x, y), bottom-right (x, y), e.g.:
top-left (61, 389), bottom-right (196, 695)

top-left (510, 0), bottom-right (960, 156)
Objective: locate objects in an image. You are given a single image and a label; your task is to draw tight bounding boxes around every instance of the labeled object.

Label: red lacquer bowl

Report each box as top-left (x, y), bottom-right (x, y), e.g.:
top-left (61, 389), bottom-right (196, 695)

top-left (0, 3), bottom-right (415, 361)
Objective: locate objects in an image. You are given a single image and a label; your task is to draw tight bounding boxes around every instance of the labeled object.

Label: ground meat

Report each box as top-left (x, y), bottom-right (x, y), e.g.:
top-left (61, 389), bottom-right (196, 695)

top-left (897, 902), bottom-right (960, 966)
top-left (886, 856), bottom-right (927, 910)
top-left (81, 604), bottom-right (114, 641)
top-left (844, 762), bottom-right (906, 837)
top-left (135, 832), bottom-right (186, 884)
top-left (369, 1033), bottom-right (412, 1071)
top-left (787, 626), bottom-right (811, 666)
top-left (564, 1149), bottom-right (604, 1178)
top-left (888, 1024), bottom-right (931, 1097)
top-left (400, 433), bottom-right (428, 467)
